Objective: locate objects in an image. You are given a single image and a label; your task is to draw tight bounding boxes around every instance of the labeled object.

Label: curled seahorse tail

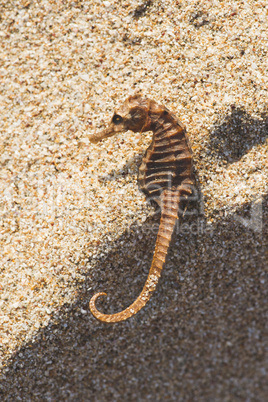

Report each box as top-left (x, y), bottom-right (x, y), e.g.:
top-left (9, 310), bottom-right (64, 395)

top-left (89, 190), bottom-right (180, 323)
top-left (89, 292), bottom-right (108, 320)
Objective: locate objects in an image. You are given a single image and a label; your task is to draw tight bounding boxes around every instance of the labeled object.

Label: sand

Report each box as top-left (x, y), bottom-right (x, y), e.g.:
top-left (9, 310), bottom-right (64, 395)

top-left (0, 0), bottom-right (267, 400)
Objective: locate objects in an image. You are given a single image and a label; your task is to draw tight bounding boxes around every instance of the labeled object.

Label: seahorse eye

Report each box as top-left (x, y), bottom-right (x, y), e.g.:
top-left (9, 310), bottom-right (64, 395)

top-left (112, 114), bottom-right (123, 125)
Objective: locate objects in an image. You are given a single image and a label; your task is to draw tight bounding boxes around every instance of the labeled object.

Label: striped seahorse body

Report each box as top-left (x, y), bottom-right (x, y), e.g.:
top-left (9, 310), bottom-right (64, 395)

top-left (89, 95), bottom-right (195, 323)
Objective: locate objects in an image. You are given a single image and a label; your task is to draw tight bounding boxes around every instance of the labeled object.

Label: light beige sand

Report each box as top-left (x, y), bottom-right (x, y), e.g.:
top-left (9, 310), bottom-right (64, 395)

top-left (0, 1), bottom-right (267, 399)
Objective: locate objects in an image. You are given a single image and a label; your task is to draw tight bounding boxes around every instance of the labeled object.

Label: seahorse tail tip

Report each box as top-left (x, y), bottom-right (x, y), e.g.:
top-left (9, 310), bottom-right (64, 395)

top-left (89, 291), bottom-right (107, 317)
top-left (89, 292), bottom-right (128, 323)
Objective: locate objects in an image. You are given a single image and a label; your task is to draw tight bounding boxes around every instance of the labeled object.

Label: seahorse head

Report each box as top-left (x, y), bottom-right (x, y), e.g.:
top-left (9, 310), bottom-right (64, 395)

top-left (89, 95), bottom-right (152, 143)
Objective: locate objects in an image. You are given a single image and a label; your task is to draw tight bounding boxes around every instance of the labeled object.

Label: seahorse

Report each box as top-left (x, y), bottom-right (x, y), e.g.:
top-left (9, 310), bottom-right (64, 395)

top-left (89, 95), bottom-right (195, 322)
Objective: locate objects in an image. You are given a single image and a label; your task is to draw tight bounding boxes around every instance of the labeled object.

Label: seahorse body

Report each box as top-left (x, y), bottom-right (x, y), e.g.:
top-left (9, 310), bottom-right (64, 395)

top-left (89, 95), bottom-right (195, 323)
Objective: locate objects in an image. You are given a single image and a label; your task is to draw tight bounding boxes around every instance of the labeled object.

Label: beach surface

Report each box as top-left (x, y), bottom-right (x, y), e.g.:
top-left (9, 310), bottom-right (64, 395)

top-left (0, 1), bottom-right (267, 400)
